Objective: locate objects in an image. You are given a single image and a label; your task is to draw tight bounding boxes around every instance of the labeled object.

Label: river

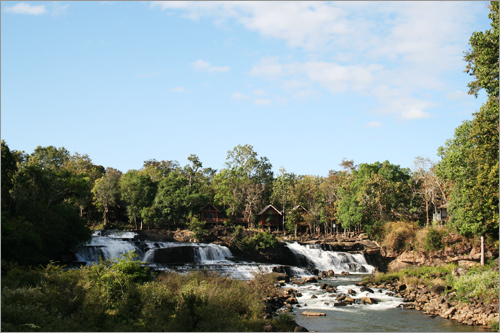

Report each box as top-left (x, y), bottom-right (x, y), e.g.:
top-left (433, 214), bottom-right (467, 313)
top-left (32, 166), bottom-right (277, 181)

top-left (74, 230), bottom-right (486, 332)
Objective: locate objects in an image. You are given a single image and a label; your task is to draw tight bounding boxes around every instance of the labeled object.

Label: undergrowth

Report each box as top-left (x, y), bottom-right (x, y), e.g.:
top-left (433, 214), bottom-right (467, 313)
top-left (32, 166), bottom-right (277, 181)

top-left (1, 252), bottom-right (278, 332)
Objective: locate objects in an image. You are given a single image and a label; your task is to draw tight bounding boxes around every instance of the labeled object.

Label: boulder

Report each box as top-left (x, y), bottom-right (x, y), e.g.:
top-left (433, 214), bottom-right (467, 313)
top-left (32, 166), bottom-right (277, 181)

top-left (303, 277), bottom-right (318, 283)
top-left (301, 311), bottom-right (326, 316)
top-left (333, 302), bottom-right (347, 307)
top-left (360, 286), bottom-right (374, 293)
top-left (340, 271), bottom-right (350, 276)
top-left (337, 295), bottom-right (346, 301)
top-left (152, 246), bottom-right (196, 263)
top-left (320, 283), bottom-right (328, 289)
top-left (348, 288), bottom-right (356, 295)
top-left (361, 297), bottom-right (379, 305)
top-left (325, 286), bottom-right (337, 293)
top-left (344, 296), bottom-right (354, 304)
top-left (327, 270), bottom-right (335, 277)
top-left (294, 325), bottom-right (309, 332)
top-left (287, 297), bottom-right (298, 305)
top-left (311, 295), bottom-right (318, 299)
top-left (431, 285), bottom-right (446, 295)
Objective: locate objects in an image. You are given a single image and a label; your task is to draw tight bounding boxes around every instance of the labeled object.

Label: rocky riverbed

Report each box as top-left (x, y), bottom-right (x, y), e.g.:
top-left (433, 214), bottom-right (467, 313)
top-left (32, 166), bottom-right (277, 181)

top-left (363, 275), bottom-right (499, 329)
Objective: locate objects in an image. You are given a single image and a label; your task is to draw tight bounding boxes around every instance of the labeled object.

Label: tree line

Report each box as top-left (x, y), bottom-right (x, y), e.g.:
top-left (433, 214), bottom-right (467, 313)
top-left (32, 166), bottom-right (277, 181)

top-left (1, 2), bottom-right (497, 267)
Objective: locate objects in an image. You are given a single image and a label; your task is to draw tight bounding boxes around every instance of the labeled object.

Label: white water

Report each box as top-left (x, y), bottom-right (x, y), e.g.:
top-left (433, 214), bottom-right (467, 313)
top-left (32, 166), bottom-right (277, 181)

top-left (285, 242), bottom-right (375, 274)
top-left (75, 231), bottom-right (375, 279)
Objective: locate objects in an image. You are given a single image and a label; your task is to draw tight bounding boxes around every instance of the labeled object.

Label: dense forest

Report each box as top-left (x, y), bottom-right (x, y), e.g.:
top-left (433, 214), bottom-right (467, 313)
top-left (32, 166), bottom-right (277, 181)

top-left (1, 3), bottom-right (498, 268)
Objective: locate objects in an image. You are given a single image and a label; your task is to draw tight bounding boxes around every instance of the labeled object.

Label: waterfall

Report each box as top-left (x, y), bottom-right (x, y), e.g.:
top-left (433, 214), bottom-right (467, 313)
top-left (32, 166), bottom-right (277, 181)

top-left (285, 242), bottom-right (374, 274)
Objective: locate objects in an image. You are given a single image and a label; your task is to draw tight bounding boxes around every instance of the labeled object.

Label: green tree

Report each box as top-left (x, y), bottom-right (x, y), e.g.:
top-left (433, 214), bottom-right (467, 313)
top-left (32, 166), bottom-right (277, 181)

top-left (120, 170), bottom-right (157, 230)
top-left (154, 172), bottom-right (207, 228)
top-left (436, 2), bottom-right (499, 238)
top-left (2, 143), bottom-right (91, 266)
top-left (213, 145), bottom-right (273, 228)
top-left (92, 167), bottom-right (122, 226)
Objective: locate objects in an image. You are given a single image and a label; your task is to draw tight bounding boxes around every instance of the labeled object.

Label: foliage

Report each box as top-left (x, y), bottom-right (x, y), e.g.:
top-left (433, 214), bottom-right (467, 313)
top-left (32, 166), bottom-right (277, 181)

top-left (271, 313), bottom-right (297, 332)
top-left (1, 254), bottom-right (276, 332)
top-left (381, 221), bottom-right (419, 252)
top-left (186, 214), bottom-right (209, 241)
top-left (422, 228), bottom-right (445, 251)
top-left (448, 269), bottom-right (499, 304)
top-left (92, 167), bottom-right (122, 225)
top-left (436, 2), bottom-right (499, 239)
top-left (154, 172), bottom-right (207, 228)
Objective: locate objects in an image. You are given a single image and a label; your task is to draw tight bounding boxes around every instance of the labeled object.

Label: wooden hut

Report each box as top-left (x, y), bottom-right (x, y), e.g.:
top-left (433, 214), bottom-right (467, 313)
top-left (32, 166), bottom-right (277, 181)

top-left (199, 203), bottom-right (221, 226)
top-left (257, 204), bottom-right (283, 231)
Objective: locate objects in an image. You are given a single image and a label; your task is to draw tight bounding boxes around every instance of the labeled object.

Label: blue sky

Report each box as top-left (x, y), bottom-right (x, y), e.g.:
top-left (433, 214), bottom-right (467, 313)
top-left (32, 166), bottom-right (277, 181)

top-left (1, 1), bottom-right (491, 176)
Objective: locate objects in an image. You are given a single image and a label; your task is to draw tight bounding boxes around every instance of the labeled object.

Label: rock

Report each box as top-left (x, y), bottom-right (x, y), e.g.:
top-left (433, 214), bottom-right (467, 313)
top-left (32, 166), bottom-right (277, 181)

top-left (152, 246), bottom-right (196, 263)
top-left (333, 302), bottom-right (347, 306)
top-left (398, 284), bottom-right (407, 291)
top-left (340, 271), bottom-right (349, 275)
top-left (311, 295), bottom-right (318, 299)
top-left (344, 296), bottom-right (354, 304)
top-left (296, 293), bottom-right (303, 297)
top-left (337, 295), bottom-right (346, 301)
top-left (325, 286), bottom-right (337, 293)
top-left (327, 270), bottom-right (335, 277)
top-left (361, 297), bottom-right (379, 305)
top-left (294, 325), bottom-right (309, 332)
top-left (348, 289), bottom-right (356, 295)
top-left (276, 273), bottom-right (290, 282)
top-left (320, 283), bottom-right (328, 289)
top-left (287, 297), bottom-right (298, 304)
top-left (431, 285), bottom-right (446, 295)
top-left (301, 311), bottom-right (326, 316)
top-left (360, 286), bottom-right (374, 293)
top-left (303, 277), bottom-right (318, 283)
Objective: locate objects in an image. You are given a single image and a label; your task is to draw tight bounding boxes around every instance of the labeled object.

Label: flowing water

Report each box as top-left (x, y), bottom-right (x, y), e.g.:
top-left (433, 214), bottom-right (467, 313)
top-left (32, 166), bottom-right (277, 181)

top-left (73, 231), bottom-right (485, 332)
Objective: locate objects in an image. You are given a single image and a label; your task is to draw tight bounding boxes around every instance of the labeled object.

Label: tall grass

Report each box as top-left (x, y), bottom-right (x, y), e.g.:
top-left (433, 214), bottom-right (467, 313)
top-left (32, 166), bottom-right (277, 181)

top-left (1, 254), bottom-right (278, 331)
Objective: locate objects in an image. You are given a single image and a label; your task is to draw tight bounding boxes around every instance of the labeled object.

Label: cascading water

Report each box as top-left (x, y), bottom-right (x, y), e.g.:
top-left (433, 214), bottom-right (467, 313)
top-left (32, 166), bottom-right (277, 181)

top-left (285, 242), bottom-right (375, 274)
top-left (74, 231), bottom-right (374, 279)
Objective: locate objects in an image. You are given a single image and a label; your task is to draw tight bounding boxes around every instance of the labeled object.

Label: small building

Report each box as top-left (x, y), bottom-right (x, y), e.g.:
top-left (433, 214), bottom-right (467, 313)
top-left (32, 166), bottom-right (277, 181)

top-left (257, 204), bottom-right (283, 231)
top-left (199, 203), bottom-right (221, 226)
top-left (199, 203), bottom-right (248, 227)
top-left (434, 203), bottom-right (449, 223)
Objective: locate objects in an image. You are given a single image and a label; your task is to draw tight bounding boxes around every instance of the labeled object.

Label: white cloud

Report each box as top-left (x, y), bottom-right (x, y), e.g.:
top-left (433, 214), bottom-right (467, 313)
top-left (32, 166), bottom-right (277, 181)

top-left (447, 90), bottom-right (470, 100)
top-left (253, 89), bottom-right (268, 97)
top-left (364, 121), bottom-right (383, 128)
top-left (400, 109), bottom-right (432, 120)
top-left (4, 2), bottom-right (47, 15)
top-left (253, 99), bottom-right (272, 106)
top-left (171, 87), bottom-right (186, 93)
top-left (154, 2), bottom-right (483, 120)
top-left (232, 92), bottom-right (249, 99)
top-left (51, 3), bottom-right (69, 16)
top-left (191, 59), bottom-right (230, 73)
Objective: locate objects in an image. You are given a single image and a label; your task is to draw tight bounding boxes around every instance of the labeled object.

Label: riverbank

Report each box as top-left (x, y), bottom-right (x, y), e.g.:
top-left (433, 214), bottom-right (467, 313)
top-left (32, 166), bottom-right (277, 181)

top-left (361, 263), bottom-right (499, 331)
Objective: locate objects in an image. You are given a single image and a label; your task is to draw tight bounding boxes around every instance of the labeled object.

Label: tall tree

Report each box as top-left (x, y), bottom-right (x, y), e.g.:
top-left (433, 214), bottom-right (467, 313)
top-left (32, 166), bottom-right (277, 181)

top-left (213, 145), bottom-right (273, 228)
top-left (436, 2), bottom-right (499, 237)
top-left (120, 170), bottom-right (157, 230)
top-left (92, 167), bottom-right (122, 226)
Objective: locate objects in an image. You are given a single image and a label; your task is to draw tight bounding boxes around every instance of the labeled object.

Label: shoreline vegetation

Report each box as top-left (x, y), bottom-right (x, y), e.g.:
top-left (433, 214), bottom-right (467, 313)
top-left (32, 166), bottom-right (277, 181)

top-left (1, 253), bottom-right (301, 332)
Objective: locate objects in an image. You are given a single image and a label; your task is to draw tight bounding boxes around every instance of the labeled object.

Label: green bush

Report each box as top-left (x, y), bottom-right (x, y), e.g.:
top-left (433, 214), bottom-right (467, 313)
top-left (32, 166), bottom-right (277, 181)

top-left (423, 228), bottom-right (445, 251)
top-left (1, 255), bottom-right (276, 332)
top-left (186, 215), bottom-right (209, 241)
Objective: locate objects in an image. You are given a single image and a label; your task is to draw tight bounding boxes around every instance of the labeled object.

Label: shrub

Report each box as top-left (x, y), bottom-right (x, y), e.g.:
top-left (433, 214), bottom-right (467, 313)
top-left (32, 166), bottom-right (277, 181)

top-left (382, 221), bottom-right (419, 252)
top-left (422, 228), bottom-right (445, 251)
top-left (186, 215), bottom-right (209, 241)
top-left (449, 269), bottom-right (499, 304)
top-left (271, 313), bottom-right (297, 332)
